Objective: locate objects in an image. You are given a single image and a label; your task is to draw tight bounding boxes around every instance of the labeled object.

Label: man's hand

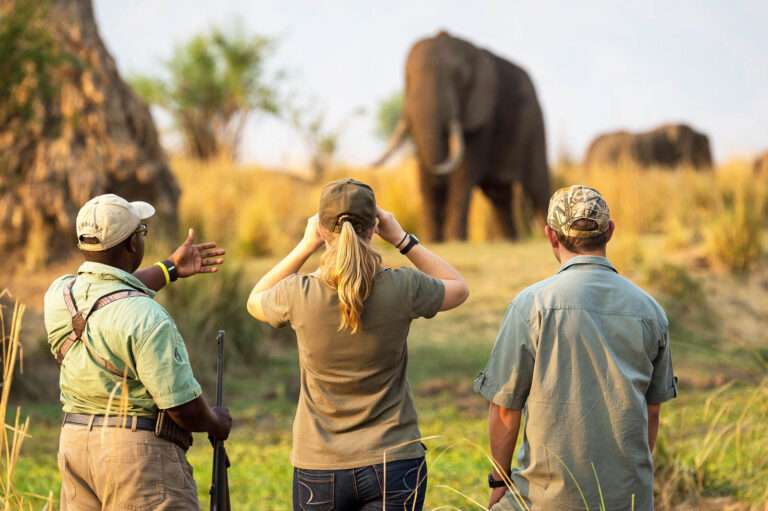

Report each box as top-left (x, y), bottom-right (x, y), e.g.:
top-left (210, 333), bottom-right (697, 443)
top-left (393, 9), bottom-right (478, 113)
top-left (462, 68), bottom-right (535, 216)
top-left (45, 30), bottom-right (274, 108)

top-left (210, 406), bottom-right (232, 441)
top-left (170, 228), bottom-right (226, 278)
top-left (489, 487), bottom-right (508, 509)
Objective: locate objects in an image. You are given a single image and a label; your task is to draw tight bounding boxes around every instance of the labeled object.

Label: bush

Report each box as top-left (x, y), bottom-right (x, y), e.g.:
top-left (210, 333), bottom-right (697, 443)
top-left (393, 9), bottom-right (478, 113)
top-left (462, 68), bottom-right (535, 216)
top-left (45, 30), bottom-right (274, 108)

top-left (704, 172), bottom-right (765, 273)
top-left (157, 264), bottom-right (267, 387)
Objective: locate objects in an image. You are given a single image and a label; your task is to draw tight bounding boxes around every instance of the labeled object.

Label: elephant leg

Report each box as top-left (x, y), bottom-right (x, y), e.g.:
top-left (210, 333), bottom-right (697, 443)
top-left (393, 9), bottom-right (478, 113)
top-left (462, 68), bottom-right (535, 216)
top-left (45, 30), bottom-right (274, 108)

top-left (523, 117), bottom-right (550, 226)
top-left (481, 182), bottom-right (517, 240)
top-left (418, 168), bottom-right (447, 242)
top-left (444, 164), bottom-right (473, 241)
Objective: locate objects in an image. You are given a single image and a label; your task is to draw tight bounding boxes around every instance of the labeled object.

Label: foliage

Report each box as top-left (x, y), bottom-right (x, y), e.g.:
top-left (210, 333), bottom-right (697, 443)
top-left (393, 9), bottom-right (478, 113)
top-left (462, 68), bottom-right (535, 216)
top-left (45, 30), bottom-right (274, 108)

top-left (703, 170), bottom-right (765, 273)
top-left (172, 157), bottom-right (317, 257)
top-left (287, 102), bottom-right (365, 182)
top-left (375, 90), bottom-right (403, 140)
top-left (654, 380), bottom-right (768, 507)
top-left (130, 24), bottom-right (280, 160)
top-left (157, 264), bottom-right (268, 387)
top-left (0, 294), bottom-right (55, 509)
top-left (172, 157), bottom-right (766, 275)
top-left (0, 0), bottom-right (57, 129)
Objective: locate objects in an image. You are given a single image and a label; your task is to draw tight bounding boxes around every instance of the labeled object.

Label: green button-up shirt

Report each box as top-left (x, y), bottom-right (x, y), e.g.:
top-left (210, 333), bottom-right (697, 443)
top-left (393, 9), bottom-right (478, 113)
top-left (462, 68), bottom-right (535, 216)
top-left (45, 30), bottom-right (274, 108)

top-left (475, 256), bottom-right (677, 511)
top-left (44, 262), bottom-right (201, 416)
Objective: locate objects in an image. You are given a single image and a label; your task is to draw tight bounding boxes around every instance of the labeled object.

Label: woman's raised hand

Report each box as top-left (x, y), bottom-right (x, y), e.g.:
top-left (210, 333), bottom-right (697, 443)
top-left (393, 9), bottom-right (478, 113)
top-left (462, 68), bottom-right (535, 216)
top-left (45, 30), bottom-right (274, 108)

top-left (300, 214), bottom-right (324, 253)
top-left (375, 207), bottom-right (407, 247)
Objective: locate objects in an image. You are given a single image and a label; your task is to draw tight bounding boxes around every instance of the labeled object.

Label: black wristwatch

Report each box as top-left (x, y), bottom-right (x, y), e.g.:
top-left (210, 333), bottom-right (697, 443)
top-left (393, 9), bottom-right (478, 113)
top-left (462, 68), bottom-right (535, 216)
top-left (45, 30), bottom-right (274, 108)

top-left (399, 233), bottom-right (420, 255)
top-left (488, 472), bottom-right (508, 488)
top-left (162, 259), bottom-right (179, 282)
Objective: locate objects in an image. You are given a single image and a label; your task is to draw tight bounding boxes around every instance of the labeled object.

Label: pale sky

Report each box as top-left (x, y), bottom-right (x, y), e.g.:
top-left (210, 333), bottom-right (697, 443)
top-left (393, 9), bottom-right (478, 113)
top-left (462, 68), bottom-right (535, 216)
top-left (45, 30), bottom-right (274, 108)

top-left (95, 1), bottom-right (768, 169)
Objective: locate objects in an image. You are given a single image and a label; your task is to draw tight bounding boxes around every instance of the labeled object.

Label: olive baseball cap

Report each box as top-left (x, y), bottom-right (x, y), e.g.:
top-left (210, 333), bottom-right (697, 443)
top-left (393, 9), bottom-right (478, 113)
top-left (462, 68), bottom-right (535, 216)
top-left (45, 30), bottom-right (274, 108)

top-left (318, 178), bottom-right (376, 233)
top-left (547, 185), bottom-right (611, 238)
top-left (76, 194), bottom-right (155, 251)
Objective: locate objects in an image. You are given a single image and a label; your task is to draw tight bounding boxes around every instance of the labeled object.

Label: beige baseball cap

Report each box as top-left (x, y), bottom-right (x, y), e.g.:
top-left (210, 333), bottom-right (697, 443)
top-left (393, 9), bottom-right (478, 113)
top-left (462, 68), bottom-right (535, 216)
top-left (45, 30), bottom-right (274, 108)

top-left (76, 194), bottom-right (155, 251)
top-left (547, 185), bottom-right (611, 238)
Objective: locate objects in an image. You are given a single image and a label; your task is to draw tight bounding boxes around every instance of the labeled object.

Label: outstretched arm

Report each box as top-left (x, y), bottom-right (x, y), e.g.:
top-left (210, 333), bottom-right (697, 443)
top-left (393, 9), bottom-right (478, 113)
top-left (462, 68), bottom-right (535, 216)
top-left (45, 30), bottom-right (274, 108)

top-left (488, 403), bottom-right (522, 508)
top-left (135, 228), bottom-right (226, 291)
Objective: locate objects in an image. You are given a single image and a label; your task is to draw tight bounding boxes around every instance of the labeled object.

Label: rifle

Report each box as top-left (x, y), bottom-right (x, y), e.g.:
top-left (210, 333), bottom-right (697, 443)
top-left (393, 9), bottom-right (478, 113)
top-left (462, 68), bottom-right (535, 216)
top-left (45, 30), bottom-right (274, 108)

top-left (210, 330), bottom-right (231, 511)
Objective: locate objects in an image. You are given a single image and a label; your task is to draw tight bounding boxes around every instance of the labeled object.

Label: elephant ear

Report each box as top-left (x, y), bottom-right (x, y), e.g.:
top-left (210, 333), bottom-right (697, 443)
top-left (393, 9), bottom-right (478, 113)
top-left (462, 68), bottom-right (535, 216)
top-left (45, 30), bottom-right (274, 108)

top-left (463, 50), bottom-right (498, 132)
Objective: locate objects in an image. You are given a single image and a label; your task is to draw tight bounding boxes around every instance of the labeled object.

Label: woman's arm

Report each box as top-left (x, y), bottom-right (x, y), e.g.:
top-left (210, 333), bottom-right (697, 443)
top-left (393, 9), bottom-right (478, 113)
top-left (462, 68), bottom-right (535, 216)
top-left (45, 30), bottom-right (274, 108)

top-left (376, 208), bottom-right (469, 311)
top-left (246, 216), bottom-right (323, 321)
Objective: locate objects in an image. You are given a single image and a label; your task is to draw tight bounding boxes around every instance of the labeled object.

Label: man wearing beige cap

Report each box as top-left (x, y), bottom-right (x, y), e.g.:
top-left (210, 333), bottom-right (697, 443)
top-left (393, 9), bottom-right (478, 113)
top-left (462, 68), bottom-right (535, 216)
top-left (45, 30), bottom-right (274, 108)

top-left (475, 185), bottom-right (677, 511)
top-left (44, 193), bottom-right (232, 510)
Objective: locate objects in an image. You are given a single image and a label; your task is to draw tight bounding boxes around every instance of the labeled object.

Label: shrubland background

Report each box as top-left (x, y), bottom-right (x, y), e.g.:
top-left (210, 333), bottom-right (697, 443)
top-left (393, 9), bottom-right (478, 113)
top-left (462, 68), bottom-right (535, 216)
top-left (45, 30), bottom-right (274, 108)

top-left (4, 157), bottom-right (768, 510)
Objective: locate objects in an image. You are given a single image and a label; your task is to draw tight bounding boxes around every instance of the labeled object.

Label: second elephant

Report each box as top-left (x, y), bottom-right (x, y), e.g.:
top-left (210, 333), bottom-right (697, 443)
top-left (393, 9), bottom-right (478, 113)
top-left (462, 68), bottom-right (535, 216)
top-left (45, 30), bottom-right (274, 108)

top-left (374, 31), bottom-right (550, 242)
top-left (585, 123), bottom-right (713, 170)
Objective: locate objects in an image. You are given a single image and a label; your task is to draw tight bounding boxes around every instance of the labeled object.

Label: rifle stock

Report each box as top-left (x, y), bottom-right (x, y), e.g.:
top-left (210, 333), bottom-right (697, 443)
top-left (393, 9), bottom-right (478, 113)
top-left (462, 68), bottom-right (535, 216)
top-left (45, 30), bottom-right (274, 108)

top-left (210, 330), bottom-right (231, 511)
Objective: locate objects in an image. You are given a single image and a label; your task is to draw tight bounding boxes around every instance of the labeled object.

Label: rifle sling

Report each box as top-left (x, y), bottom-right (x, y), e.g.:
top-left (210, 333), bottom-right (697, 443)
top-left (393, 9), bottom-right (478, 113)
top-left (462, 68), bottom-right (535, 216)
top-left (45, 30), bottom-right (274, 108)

top-left (57, 278), bottom-right (148, 380)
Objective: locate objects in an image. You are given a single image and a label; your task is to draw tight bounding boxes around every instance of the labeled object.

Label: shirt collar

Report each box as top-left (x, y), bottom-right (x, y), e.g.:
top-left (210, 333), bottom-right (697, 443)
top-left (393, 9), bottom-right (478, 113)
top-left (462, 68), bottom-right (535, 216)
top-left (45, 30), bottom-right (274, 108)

top-left (557, 255), bottom-right (618, 274)
top-left (76, 261), bottom-right (156, 297)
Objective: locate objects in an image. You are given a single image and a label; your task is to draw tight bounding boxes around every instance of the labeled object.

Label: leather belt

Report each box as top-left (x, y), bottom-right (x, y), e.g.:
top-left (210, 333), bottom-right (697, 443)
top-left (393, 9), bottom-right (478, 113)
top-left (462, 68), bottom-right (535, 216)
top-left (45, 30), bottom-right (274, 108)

top-left (62, 412), bottom-right (193, 451)
top-left (63, 412), bottom-right (157, 431)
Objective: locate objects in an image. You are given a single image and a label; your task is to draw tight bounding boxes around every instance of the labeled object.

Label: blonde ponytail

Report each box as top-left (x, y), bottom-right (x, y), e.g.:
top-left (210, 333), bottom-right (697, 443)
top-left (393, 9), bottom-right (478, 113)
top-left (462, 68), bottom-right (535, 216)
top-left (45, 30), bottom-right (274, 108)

top-left (320, 221), bottom-right (382, 333)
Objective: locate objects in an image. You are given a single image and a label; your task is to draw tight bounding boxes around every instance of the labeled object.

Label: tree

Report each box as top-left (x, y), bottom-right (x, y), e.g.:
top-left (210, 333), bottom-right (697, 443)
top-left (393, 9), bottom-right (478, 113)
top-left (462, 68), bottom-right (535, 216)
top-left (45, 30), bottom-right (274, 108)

top-left (288, 101), bottom-right (364, 182)
top-left (0, 0), bottom-right (179, 269)
top-left (375, 91), bottom-right (403, 141)
top-left (131, 25), bottom-right (280, 161)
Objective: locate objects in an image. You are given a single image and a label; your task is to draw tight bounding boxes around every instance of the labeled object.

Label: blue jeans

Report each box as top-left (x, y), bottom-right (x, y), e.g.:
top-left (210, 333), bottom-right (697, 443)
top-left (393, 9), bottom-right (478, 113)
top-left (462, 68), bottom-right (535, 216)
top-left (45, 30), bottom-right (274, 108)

top-left (292, 457), bottom-right (428, 511)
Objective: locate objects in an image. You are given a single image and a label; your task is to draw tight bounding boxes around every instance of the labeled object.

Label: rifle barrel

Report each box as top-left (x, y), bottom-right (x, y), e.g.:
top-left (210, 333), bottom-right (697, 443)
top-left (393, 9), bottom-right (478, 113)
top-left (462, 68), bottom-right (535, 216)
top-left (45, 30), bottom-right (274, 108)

top-left (215, 330), bottom-right (224, 407)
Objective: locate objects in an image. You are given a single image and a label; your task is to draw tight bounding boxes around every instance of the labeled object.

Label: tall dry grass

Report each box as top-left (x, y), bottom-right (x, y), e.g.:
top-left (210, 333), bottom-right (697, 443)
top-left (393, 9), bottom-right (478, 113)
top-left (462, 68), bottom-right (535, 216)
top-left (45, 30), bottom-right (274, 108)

top-left (172, 157), bottom-right (766, 273)
top-left (654, 379), bottom-right (768, 508)
top-left (0, 292), bottom-right (54, 510)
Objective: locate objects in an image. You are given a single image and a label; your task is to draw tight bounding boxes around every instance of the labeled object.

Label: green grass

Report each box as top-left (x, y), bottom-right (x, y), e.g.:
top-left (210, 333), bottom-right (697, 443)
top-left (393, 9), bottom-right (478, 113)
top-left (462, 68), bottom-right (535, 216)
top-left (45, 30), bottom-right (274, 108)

top-left (8, 239), bottom-right (768, 509)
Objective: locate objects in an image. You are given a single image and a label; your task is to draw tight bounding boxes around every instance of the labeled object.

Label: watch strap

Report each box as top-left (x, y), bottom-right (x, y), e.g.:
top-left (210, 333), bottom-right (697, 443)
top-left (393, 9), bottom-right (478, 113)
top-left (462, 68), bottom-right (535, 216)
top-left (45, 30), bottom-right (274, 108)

top-left (162, 259), bottom-right (179, 282)
top-left (395, 231), bottom-right (409, 249)
top-left (399, 234), bottom-right (419, 255)
top-left (488, 472), bottom-right (509, 488)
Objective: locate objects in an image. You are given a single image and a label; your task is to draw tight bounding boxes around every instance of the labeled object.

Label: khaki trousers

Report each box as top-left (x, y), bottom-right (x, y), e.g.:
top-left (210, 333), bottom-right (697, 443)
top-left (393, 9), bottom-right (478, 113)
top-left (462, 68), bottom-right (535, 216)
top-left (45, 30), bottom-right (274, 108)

top-left (58, 423), bottom-right (199, 511)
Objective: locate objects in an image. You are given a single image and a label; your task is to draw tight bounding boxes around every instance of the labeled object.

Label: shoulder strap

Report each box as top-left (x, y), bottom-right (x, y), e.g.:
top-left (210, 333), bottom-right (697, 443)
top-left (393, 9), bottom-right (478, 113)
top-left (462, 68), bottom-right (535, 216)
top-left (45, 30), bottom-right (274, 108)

top-left (56, 279), bottom-right (149, 379)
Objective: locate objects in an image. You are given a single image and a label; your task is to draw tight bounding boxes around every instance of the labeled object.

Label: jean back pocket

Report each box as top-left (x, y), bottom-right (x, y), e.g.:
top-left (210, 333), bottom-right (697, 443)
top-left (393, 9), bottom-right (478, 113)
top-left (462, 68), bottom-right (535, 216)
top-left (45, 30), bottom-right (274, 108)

top-left (297, 471), bottom-right (335, 511)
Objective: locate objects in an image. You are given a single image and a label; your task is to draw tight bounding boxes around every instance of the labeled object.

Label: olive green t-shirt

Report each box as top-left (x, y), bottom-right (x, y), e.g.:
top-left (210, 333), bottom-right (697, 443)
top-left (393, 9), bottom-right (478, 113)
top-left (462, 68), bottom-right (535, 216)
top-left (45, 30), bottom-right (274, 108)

top-left (475, 256), bottom-right (677, 511)
top-left (260, 267), bottom-right (445, 469)
top-left (43, 262), bottom-right (202, 416)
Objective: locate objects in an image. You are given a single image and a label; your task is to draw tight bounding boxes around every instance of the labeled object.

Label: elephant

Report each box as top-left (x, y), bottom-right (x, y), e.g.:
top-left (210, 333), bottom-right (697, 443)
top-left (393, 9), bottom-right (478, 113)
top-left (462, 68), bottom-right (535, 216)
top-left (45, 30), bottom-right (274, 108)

top-left (753, 150), bottom-right (768, 175)
top-left (584, 123), bottom-right (713, 170)
top-left (374, 31), bottom-right (550, 242)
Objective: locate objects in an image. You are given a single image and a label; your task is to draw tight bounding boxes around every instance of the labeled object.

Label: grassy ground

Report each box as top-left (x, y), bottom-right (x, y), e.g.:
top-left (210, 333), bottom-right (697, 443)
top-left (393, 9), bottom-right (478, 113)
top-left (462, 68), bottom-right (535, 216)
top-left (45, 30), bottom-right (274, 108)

top-left (7, 238), bottom-right (768, 510)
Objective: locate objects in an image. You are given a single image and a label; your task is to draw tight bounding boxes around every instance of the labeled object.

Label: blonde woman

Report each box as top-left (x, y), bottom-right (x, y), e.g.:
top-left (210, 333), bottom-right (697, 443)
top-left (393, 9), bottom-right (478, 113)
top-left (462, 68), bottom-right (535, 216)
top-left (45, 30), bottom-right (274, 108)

top-left (247, 178), bottom-right (469, 511)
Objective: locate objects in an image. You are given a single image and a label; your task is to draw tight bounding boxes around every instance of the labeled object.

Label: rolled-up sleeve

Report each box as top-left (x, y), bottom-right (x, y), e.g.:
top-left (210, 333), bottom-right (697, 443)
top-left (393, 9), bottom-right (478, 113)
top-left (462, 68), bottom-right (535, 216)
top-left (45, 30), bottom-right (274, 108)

top-left (646, 331), bottom-right (678, 404)
top-left (135, 319), bottom-right (202, 410)
top-left (474, 303), bottom-right (536, 410)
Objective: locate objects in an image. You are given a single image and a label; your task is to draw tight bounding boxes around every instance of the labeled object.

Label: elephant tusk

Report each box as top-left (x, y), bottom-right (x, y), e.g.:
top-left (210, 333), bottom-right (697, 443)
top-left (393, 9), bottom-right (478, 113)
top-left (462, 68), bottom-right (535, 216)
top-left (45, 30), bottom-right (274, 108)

top-left (371, 118), bottom-right (409, 167)
top-left (433, 120), bottom-right (464, 175)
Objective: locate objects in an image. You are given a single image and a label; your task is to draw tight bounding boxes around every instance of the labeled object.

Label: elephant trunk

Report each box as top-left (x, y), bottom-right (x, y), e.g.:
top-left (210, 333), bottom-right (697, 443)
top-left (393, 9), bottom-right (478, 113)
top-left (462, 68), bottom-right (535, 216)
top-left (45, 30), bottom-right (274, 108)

top-left (371, 118), bottom-right (409, 167)
top-left (433, 119), bottom-right (464, 175)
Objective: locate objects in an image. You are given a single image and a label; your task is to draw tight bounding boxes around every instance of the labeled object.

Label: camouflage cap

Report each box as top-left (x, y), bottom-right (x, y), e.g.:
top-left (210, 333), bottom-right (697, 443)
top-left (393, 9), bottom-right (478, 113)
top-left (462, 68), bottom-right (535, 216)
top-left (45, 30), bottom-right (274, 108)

top-left (546, 185), bottom-right (610, 238)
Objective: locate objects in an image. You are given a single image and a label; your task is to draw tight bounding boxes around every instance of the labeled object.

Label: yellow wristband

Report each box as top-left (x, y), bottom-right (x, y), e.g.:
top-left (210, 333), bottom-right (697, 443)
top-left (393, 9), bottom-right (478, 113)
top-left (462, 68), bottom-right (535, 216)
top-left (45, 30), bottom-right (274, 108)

top-left (154, 261), bottom-right (171, 286)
